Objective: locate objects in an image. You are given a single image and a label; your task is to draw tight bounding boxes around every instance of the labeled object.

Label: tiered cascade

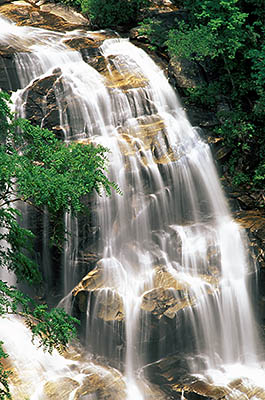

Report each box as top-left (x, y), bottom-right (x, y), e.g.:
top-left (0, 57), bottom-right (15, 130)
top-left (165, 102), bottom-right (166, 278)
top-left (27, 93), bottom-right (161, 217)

top-left (0, 14), bottom-right (265, 400)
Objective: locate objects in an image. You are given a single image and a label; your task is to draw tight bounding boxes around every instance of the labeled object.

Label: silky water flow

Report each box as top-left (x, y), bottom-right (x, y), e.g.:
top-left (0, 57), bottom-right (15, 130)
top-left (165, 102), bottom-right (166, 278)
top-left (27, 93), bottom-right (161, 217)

top-left (0, 15), bottom-right (265, 399)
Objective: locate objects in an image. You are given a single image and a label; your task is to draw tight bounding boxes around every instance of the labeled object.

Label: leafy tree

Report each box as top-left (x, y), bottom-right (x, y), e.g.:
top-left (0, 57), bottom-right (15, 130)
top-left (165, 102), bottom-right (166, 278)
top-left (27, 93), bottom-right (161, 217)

top-left (0, 91), bottom-right (119, 397)
top-left (165, 0), bottom-right (265, 193)
top-left (56, 0), bottom-right (150, 27)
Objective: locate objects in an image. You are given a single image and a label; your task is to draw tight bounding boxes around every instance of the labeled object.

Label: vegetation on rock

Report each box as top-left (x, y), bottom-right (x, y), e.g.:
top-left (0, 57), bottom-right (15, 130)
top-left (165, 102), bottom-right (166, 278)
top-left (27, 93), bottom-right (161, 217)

top-left (138, 0), bottom-right (265, 198)
top-left (57, 0), bottom-right (150, 27)
top-left (0, 90), bottom-right (119, 398)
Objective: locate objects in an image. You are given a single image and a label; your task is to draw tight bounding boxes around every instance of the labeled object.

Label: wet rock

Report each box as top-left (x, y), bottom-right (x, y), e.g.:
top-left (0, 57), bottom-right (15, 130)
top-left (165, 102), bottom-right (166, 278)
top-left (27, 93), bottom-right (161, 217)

top-left (148, 0), bottom-right (179, 13)
top-left (43, 377), bottom-right (79, 400)
top-left (61, 341), bottom-right (85, 361)
top-left (186, 380), bottom-right (228, 399)
top-left (84, 54), bottom-right (108, 73)
top-left (214, 144), bottom-right (232, 161)
top-left (76, 251), bottom-right (101, 269)
top-left (0, 40), bottom-right (30, 56)
top-left (72, 264), bottom-right (125, 320)
top-left (153, 265), bottom-right (189, 291)
top-left (0, 55), bottom-right (21, 91)
top-left (228, 377), bottom-right (265, 400)
top-left (74, 288), bottom-right (124, 321)
top-left (186, 107), bottom-right (219, 129)
top-left (74, 366), bottom-right (126, 399)
top-left (104, 69), bottom-right (148, 91)
top-left (142, 355), bottom-right (228, 400)
top-left (72, 266), bottom-right (105, 295)
top-left (234, 210), bottom-right (265, 240)
top-left (116, 114), bottom-right (181, 165)
top-left (21, 69), bottom-right (64, 137)
top-left (168, 57), bottom-right (206, 90)
top-left (39, 2), bottom-right (89, 27)
top-left (143, 354), bottom-right (265, 400)
top-left (64, 30), bottom-right (118, 53)
top-left (141, 287), bottom-right (195, 319)
top-left (95, 289), bottom-right (124, 321)
top-left (64, 36), bottom-right (98, 51)
top-left (234, 210), bottom-right (265, 269)
top-left (0, 2), bottom-right (89, 31)
top-left (142, 354), bottom-right (207, 398)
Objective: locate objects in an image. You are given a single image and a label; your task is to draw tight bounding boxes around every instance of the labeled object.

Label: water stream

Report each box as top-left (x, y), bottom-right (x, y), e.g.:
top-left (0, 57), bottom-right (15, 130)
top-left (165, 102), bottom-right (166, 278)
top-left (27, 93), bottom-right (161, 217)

top-left (0, 14), bottom-right (265, 399)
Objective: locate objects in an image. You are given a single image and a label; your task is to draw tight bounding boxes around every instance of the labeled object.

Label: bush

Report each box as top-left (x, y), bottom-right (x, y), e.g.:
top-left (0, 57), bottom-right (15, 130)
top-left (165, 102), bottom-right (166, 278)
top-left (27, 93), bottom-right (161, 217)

top-left (70, 0), bottom-right (150, 27)
top-left (164, 0), bottom-right (265, 193)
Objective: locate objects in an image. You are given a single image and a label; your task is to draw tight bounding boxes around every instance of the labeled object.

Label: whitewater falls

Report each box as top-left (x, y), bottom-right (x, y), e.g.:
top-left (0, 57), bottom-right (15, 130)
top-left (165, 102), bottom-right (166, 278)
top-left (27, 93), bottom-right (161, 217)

top-left (0, 13), bottom-right (265, 400)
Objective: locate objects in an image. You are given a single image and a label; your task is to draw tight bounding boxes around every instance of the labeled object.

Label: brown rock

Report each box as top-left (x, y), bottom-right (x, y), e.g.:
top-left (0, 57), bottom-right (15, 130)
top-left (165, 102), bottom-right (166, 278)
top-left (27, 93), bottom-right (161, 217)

top-left (153, 265), bottom-right (188, 290)
top-left (188, 380), bottom-right (228, 399)
top-left (95, 288), bottom-right (124, 321)
top-left (43, 377), bottom-right (79, 399)
top-left (74, 366), bottom-right (126, 399)
top-left (85, 55), bottom-right (108, 73)
top-left (229, 378), bottom-right (265, 400)
top-left (141, 287), bottom-right (195, 319)
top-left (104, 69), bottom-right (148, 91)
top-left (72, 264), bottom-right (125, 320)
top-left (234, 210), bottom-right (265, 269)
top-left (21, 69), bottom-right (64, 136)
top-left (73, 288), bottom-right (125, 320)
top-left (64, 36), bottom-right (98, 51)
top-left (72, 267), bottom-right (105, 295)
top-left (169, 57), bottom-right (206, 90)
top-left (116, 113), bottom-right (181, 165)
top-left (234, 210), bottom-right (265, 239)
top-left (0, 2), bottom-right (88, 31)
top-left (39, 2), bottom-right (89, 26)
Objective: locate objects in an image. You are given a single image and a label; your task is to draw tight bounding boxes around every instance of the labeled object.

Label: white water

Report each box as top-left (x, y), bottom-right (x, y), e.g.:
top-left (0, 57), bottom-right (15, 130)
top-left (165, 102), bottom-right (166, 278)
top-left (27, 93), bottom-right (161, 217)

top-left (0, 14), bottom-right (265, 399)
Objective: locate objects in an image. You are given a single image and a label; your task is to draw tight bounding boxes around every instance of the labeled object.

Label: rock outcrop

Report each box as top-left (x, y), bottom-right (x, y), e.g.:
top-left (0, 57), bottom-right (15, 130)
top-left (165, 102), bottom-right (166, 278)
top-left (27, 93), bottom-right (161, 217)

top-left (143, 355), bottom-right (265, 400)
top-left (0, 1), bottom-right (89, 31)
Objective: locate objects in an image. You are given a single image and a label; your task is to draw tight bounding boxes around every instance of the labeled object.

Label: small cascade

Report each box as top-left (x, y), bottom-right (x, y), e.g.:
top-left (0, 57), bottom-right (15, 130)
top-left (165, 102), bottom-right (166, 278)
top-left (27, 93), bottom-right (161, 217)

top-left (0, 317), bottom-right (128, 399)
top-left (0, 13), bottom-right (265, 400)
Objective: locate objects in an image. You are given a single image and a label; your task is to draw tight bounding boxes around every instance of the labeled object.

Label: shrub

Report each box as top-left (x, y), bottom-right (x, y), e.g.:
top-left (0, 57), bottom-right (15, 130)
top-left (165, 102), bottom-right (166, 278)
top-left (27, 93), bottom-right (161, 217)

top-left (79, 0), bottom-right (150, 27)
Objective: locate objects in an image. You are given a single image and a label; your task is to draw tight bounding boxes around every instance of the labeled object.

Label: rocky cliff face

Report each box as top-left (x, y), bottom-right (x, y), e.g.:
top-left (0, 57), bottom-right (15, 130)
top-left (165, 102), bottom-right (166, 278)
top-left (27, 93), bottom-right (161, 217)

top-left (1, 2), bottom-right (265, 399)
top-left (1, 0), bottom-right (263, 271)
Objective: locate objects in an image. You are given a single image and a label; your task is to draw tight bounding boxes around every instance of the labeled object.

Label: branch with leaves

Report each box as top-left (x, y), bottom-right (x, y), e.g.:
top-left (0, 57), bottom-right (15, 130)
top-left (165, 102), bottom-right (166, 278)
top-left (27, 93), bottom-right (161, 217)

top-left (0, 90), bottom-right (120, 397)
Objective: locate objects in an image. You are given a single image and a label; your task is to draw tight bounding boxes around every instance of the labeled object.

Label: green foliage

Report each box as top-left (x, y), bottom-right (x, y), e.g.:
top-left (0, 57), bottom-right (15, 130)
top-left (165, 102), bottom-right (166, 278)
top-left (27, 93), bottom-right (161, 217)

top-left (0, 281), bottom-right (78, 352)
top-left (56, 0), bottom-right (149, 27)
top-left (0, 208), bottom-right (39, 284)
top-left (81, 0), bottom-right (149, 27)
top-left (214, 111), bottom-right (258, 186)
top-left (167, 0), bottom-right (248, 64)
top-left (138, 18), bottom-right (169, 51)
top-left (0, 91), bottom-right (119, 397)
top-left (0, 343), bottom-right (11, 400)
top-left (13, 119), bottom-right (117, 213)
top-left (0, 91), bottom-right (120, 216)
top-left (163, 0), bottom-right (265, 193)
top-left (167, 23), bottom-right (217, 61)
top-left (0, 283), bottom-right (79, 398)
top-left (0, 281), bottom-right (78, 398)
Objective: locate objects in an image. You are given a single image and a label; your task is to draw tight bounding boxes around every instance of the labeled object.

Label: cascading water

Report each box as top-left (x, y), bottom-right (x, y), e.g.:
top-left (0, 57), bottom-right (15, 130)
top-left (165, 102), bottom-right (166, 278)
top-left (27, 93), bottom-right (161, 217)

top-left (1, 13), bottom-right (265, 399)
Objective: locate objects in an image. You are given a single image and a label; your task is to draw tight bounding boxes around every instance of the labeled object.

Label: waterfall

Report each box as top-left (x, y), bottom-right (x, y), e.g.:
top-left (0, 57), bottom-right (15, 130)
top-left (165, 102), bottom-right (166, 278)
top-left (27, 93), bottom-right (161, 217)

top-left (1, 13), bottom-right (265, 399)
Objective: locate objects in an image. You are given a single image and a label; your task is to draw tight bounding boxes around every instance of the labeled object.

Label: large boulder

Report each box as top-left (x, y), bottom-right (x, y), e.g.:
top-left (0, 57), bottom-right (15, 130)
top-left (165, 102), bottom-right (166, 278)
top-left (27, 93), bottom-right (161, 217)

top-left (142, 354), bottom-right (265, 400)
top-left (19, 68), bottom-right (64, 137)
top-left (168, 57), bottom-right (206, 90)
top-left (141, 286), bottom-right (194, 319)
top-left (0, 1), bottom-right (89, 31)
top-left (43, 378), bottom-right (79, 400)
